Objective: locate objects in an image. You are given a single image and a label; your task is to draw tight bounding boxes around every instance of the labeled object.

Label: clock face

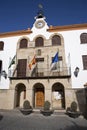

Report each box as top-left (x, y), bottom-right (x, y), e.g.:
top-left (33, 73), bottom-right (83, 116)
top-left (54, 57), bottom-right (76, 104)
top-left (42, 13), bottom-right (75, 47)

top-left (35, 20), bottom-right (45, 28)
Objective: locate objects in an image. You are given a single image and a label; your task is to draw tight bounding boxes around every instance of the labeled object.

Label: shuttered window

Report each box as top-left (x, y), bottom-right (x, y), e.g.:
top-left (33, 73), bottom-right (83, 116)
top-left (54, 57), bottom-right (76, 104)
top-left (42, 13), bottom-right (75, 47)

top-left (35, 37), bottom-right (44, 47)
top-left (19, 39), bottom-right (28, 48)
top-left (52, 35), bottom-right (61, 46)
top-left (82, 55), bottom-right (87, 70)
top-left (0, 41), bottom-right (4, 50)
top-left (17, 59), bottom-right (27, 77)
top-left (0, 60), bottom-right (2, 73)
top-left (80, 33), bottom-right (87, 44)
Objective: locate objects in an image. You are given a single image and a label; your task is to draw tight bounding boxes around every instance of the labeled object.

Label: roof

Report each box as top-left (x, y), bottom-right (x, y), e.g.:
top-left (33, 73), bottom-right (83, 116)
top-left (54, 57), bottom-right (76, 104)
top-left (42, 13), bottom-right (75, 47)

top-left (0, 29), bottom-right (32, 38)
top-left (47, 23), bottom-right (87, 32)
top-left (0, 23), bottom-right (87, 38)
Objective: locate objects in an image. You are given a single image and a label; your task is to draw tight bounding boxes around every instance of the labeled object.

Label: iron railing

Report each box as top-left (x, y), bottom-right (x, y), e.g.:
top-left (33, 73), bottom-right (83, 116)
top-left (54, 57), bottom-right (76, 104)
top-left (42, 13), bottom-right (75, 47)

top-left (8, 67), bottom-right (71, 78)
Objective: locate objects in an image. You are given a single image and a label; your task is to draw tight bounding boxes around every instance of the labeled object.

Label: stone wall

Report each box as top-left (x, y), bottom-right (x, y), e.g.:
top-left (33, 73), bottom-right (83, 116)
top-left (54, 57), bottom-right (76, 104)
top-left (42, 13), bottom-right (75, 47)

top-left (0, 89), bottom-right (15, 109)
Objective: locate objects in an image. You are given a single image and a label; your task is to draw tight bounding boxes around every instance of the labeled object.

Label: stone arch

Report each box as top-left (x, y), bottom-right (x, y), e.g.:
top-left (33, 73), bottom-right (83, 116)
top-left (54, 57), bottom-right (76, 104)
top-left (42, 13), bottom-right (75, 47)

top-left (14, 83), bottom-right (26, 108)
top-left (33, 83), bottom-right (45, 108)
top-left (17, 36), bottom-right (30, 49)
top-left (33, 35), bottom-right (46, 42)
top-left (52, 82), bottom-right (65, 109)
top-left (49, 33), bottom-right (64, 46)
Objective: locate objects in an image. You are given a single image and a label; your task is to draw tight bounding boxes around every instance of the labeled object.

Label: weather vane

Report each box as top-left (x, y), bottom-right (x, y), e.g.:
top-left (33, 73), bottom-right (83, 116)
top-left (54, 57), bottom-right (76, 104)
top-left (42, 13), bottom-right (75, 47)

top-left (38, 4), bottom-right (43, 9)
top-left (37, 4), bottom-right (44, 18)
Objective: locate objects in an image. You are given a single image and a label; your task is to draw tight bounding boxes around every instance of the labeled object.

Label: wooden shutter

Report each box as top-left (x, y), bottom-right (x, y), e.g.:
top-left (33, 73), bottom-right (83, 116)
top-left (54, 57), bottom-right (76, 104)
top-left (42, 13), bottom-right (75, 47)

top-left (82, 55), bottom-right (87, 70)
top-left (17, 59), bottom-right (27, 77)
top-left (52, 35), bottom-right (61, 46)
top-left (0, 41), bottom-right (4, 50)
top-left (35, 37), bottom-right (44, 47)
top-left (80, 33), bottom-right (87, 44)
top-left (19, 39), bottom-right (28, 48)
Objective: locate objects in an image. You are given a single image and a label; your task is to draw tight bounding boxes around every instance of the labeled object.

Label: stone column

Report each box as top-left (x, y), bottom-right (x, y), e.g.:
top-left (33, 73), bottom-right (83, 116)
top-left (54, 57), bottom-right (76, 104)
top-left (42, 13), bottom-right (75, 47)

top-left (26, 88), bottom-right (33, 107)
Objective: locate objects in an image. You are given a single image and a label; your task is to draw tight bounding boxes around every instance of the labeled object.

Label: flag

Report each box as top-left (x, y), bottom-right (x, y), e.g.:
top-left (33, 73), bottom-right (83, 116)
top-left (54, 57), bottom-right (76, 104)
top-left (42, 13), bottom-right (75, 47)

top-left (29, 56), bottom-right (36, 70)
top-left (8, 55), bottom-right (16, 69)
top-left (50, 52), bottom-right (59, 70)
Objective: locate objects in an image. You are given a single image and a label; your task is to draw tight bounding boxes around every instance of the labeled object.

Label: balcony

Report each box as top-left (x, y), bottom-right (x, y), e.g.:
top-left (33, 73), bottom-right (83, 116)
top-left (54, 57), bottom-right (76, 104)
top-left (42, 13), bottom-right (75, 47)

top-left (8, 67), bottom-right (71, 79)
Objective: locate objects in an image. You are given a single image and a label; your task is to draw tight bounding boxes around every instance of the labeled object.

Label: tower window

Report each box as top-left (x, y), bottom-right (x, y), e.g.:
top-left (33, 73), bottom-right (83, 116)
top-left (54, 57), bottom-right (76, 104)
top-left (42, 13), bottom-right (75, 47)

top-left (35, 37), bottom-right (44, 47)
top-left (19, 39), bottom-right (28, 48)
top-left (52, 35), bottom-right (61, 46)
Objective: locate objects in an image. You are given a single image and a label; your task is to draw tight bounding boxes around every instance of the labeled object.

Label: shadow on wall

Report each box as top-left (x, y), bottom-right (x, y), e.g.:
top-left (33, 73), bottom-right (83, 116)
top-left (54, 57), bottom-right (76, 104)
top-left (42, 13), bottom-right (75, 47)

top-left (75, 88), bottom-right (87, 118)
top-left (0, 114), bottom-right (3, 121)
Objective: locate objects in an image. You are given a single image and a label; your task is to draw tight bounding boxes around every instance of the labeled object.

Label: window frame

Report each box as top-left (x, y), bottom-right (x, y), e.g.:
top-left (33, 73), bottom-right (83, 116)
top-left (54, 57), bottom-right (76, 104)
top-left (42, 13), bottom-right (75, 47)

top-left (35, 37), bottom-right (44, 47)
top-left (19, 38), bottom-right (28, 49)
top-left (52, 35), bottom-right (61, 46)
top-left (80, 33), bottom-right (87, 44)
top-left (0, 41), bottom-right (4, 50)
top-left (82, 55), bottom-right (87, 70)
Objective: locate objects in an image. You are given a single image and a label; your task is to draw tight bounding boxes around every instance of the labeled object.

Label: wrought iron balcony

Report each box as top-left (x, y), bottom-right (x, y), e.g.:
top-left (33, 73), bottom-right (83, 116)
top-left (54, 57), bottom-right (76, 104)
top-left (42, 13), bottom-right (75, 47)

top-left (8, 67), bottom-right (71, 79)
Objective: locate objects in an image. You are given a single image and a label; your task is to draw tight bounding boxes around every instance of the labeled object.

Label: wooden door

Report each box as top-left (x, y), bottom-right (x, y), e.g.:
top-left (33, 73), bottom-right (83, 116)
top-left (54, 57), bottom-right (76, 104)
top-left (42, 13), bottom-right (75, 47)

top-left (36, 88), bottom-right (44, 107)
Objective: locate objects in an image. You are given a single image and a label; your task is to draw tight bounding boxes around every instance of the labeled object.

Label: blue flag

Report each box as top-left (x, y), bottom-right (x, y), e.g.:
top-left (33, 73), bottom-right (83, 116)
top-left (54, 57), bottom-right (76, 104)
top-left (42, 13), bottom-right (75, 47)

top-left (52, 52), bottom-right (59, 63)
top-left (50, 52), bottom-right (59, 70)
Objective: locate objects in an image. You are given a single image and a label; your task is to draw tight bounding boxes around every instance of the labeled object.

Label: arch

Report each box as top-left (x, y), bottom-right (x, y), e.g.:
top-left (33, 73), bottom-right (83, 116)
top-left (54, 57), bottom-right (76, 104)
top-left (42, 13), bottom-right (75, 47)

top-left (35, 37), bottom-right (44, 47)
top-left (33, 35), bottom-right (46, 41)
top-left (17, 36), bottom-right (30, 49)
top-left (19, 38), bottom-right (28, 48)
top-left (52, 82), bottom-right (65, 109)
top-left (14, 83), bottom-right (26, 108)
top-left (33, 83), bottom-right (45, 108)
top-left (80, 33), bottom-right (87, 44)
top-left (52, 35), bottom-right (61, 46)
top-left (49, 33), bottom-right (64, 46)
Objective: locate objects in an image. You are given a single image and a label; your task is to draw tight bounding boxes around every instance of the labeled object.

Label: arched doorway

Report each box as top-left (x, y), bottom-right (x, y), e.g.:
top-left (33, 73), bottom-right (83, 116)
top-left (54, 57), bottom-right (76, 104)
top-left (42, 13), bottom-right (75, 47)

top-left (15, 83), bottom-right (26, 108)
top-left (33, 83), bottom-right (44, 108)
top-left (52, 82), bottom-right (65, 109)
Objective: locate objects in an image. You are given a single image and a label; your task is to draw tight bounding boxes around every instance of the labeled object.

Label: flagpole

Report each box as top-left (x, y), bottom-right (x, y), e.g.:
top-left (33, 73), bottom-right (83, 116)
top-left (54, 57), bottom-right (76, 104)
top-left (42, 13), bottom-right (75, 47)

top-left (28, 56), bottom-right (30, 76)
top-left (47, 55), bottom-right (49, 81)
top-left (57, 48), bottom-right (60, 74)
top-left (68, 53), bottom-right (71, 75)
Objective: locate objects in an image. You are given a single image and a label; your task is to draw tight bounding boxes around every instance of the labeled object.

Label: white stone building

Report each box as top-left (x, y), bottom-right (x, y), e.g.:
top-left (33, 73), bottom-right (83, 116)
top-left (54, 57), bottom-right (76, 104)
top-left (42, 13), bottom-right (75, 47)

top-left (0, 10), bottom-right (87, 112)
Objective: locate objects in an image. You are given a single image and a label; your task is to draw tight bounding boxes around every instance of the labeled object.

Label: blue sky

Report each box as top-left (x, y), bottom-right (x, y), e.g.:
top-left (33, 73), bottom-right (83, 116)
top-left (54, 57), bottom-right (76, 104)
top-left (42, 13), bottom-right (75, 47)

top-left (0, 0), bottom-right (87, 33)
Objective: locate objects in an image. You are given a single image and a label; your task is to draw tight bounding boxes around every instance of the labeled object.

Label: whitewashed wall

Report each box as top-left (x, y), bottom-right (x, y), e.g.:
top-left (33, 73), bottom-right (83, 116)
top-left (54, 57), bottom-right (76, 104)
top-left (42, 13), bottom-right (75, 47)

top-left (0, 36), bottom-right (20, 89)
top-left (61, 30), bottom-right (87, 88)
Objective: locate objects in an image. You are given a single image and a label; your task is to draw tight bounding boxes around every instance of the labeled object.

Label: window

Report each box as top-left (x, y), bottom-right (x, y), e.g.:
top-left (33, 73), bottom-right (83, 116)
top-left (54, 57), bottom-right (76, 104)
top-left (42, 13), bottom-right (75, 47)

top-left (36, 58), bottom-right (44, 76)
top-left (17, 59), bottom-right (27, 77)
top-left (52, 35), bottom-right (61, 46)
top-left (0, 41), bottom-right (4, 50)
top-left (35, 37), bottom-right (44, 47)
top-left (80, 33), bottom-right (87, 44)
top-left (82, 55), bottom-right (87, 70)
top-left (0, 60), bottom-right (2, 73)
top-left (19, 39), bottom-right (28, 48)
top-left (36, 49), bottom-right (41, 56)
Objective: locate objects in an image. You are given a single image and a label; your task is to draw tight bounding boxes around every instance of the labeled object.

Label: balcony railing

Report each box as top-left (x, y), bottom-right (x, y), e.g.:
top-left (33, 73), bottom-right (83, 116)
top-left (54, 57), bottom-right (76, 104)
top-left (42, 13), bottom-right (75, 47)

top-left (8, 67), bottom-right (71, 79)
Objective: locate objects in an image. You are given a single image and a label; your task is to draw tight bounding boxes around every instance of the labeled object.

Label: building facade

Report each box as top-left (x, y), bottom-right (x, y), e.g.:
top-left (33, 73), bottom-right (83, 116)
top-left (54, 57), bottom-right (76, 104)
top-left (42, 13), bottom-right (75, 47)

top-left (0, 11), bottom-right (87, 111)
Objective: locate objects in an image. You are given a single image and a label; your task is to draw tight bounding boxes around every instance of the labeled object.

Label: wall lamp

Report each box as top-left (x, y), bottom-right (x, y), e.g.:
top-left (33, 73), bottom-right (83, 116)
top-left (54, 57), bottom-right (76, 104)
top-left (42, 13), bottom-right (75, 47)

top-left (74, 67), bottom-right (79, 77)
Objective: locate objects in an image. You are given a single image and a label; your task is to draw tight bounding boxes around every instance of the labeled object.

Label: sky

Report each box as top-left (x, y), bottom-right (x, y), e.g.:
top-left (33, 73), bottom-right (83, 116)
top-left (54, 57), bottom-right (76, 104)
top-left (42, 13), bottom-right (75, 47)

top-left (0, 0), bottom-right (87, 33)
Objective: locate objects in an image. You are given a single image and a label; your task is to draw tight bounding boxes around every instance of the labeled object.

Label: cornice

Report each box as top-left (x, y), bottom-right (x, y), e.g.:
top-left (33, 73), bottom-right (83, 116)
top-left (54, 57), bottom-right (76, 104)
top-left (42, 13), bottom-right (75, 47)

top-left (47, 23), bottom-right (87, 32)
top-left (0, 29), bottom-right (32, 38)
